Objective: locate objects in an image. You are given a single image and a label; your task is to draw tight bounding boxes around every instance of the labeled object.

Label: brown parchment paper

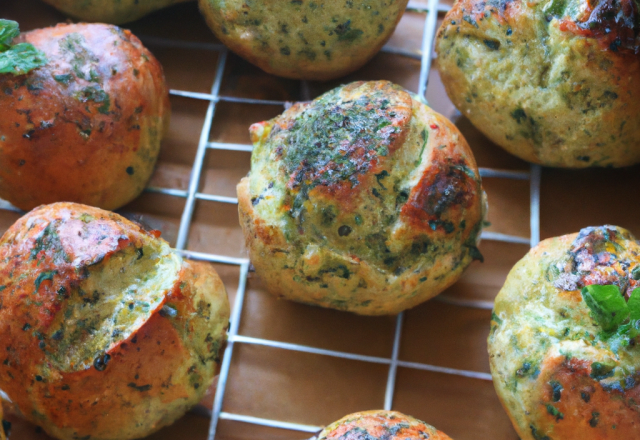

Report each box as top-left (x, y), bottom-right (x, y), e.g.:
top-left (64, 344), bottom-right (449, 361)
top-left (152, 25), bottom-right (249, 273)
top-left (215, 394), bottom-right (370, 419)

top-left (3, 0), bottom-right (639, 439)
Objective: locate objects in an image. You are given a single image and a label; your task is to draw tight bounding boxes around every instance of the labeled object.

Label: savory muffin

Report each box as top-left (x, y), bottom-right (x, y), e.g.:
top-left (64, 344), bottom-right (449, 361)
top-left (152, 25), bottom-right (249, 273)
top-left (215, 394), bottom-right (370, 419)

top-left (0, 202), bottom-right (230, 440)
top-left (238, 81), bottom-right (486, 315)
top-left (198, 0), bottom-right (409, 80)
top-left (41, 0), bottom-right (192, 24)
top-left (489, 225), bottom-right (640, 440)
top-left (436, 0), bottom-right (640, 168)
top-left (0, 22), bottom-right (170, 211)
top-left (317, 410), bottom-right (453, 440)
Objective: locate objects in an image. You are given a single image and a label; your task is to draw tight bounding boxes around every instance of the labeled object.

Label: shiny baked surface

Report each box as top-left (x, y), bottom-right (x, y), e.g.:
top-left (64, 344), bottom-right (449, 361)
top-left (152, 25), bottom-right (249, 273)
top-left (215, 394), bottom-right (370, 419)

top-left (238, 80), bottom-right (485, 315)
top-left (317, 410), bottom-right (453, 440)
top-left (0, 23), bottom-right (170, 210)
top-left (0, 202), bottom-right (229, 440)
top-left (436, 0), bottom-right (640, 168)
top-left (489, 225), bottom-right (640, 439)
top-left (198, 0), bottom-right (409, 80)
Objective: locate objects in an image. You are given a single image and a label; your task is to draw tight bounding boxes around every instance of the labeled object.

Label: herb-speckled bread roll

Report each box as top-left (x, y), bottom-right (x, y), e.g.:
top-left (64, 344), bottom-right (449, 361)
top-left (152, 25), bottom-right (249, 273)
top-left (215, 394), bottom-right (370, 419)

top-left (489, 225), bottom-right (640, 440)
top-left (316, 410), bottom-right (453, 440)
top-left (0, 23), bottom-right (170, 210)
top-left (41, 0), bottom-right (192, 24)
top-left (198, 0), bottom-right (409, 80)
top-left (436, 0), bottom-right (640, 168)
top-left (0, 203), bottom-right (230, 440)
top-left (238, 81), bottom-right (486, 315)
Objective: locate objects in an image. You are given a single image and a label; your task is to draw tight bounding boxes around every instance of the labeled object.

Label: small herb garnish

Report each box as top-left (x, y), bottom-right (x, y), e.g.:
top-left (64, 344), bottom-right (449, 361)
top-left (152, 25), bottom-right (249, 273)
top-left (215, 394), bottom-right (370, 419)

top-left (581, 285), bottom-right (640, 352)
top-left (581, 284), bottom-right (629, 332)
top-left (0, 20), bottom-right (47, 76)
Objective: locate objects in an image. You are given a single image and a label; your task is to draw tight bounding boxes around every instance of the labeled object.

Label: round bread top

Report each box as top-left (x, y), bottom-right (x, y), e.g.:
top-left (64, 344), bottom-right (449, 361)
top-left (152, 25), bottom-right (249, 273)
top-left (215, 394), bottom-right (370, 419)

top-left (445, 0), bottom-right (639, 54)
top-left (490, 225), bottom-right (640, 439)
top-left (436, 0), bottom-right (640, 168)
top-left (0, 202), bottom-right (181, 373)
top-left (317, 410), bottom-right (452, 440)
top-left (0, 23), bottom-right (169, 210)
top-left (41, 0), bottom-right (190, 24)
top-left (198, 0), bottom-right (409, 80)
top-left (248, 80), bottom-right (484, 279)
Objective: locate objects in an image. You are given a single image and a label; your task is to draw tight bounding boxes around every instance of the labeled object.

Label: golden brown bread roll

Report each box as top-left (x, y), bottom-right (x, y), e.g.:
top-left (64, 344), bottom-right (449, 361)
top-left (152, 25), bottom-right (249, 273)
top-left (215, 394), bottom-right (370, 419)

top-left (0, 23), bottom-right (170, 210)
top-left (198, 0), bottom-right (409, 80)
top-left (238, 80), bottom-right (486, 315)
top-left (436, 0), bottom-right (640, 167)
top-left (317, 410), bottom-right (453, 440)
top-left (489, 225), bottom-right (640, 439)
top-left (0, 202), bottom-right (230, 440)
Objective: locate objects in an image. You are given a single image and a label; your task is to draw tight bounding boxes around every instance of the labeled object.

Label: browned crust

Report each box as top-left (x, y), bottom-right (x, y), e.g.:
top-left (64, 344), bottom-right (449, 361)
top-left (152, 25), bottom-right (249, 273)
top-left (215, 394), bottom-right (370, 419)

top-left (0, 203), bottom-right (229, 439)
top-left (0, 23), bottom-right (170, 211)
top-left (319, 410), bottom-right (453, 440)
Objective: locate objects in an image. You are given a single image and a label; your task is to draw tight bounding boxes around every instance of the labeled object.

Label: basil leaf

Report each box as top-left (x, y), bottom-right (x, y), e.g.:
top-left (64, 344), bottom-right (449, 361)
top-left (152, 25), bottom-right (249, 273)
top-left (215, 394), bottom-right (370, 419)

top-left (0, 42), bottom-right (47, 75)
top-left (628, 287), bottom-right (640, 321)
top-left (0, 19), bottom-right (20, 51)
top-left (581, 284), bottom-right (629, 332)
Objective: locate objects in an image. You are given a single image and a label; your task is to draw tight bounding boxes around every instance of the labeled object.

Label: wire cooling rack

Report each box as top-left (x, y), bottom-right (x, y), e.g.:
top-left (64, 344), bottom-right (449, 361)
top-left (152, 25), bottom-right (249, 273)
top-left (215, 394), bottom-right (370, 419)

top-left (0, 1), bottom-right (541, 438)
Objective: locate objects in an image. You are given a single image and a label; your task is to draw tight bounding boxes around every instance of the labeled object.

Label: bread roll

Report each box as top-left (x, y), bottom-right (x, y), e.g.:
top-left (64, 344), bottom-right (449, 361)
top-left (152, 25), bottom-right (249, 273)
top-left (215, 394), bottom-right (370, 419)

top-left (489, 225), bottom-right (640, 439)
top-left (238, 80), bottom-right (486, 315)
top-left (317, 410), bottom-right (453, 440)
top-left (0, 23), bottom-right (170, 210)
top-left (436, 0), bottom-right (640, 167)
top-left (41, 0), bottom-right (192, 24)
top-left (0, 203), bottom-right (230, 440)
top-left (198, 0), bottom-right (409, 80)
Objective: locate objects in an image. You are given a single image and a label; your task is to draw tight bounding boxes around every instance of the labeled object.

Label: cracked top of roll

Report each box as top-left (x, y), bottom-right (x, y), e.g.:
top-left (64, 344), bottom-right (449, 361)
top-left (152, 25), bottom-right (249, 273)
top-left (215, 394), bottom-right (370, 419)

top-left (238, 80), bottom-right (485, 315)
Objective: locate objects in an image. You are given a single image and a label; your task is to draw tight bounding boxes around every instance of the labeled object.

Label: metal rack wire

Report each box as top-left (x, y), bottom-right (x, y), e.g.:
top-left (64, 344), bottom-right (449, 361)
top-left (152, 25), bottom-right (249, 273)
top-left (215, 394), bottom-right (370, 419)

top-left (0, 1), bottom-right (541, 438)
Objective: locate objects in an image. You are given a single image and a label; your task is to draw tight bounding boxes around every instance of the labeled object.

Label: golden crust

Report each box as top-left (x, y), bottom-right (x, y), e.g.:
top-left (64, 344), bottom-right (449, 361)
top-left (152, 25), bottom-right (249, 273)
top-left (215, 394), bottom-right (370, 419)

top-left (0, 203), bottom-right (230, 440)
top-left (0, 23), bottom-right (170, 211)
top-left (489, 225), bottom-right (640, 440)
top-left (41, 0), bottom-right (192, 24)
top-left (317, 410), bottom-right (453, 440)
top-left (198, 0), bottom-right (409, 80)
top-left (238, 81), bottom-right (485, 315)
top-left (436, 0), bottom-right (640, 168)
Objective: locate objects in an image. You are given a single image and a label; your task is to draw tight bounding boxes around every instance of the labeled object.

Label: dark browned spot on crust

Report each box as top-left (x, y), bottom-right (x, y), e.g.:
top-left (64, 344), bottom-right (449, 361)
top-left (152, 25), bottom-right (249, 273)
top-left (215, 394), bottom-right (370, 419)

top-left (535, 356), bottom-right (640, 436)
top-left (558, 0), bottom-right (639, 53)
top-left (266, 81), bottom-right (411, 216)
top-left (549, 225), bottom-right (639, 295)
top-left (401, 148), bottom-right (478, 232)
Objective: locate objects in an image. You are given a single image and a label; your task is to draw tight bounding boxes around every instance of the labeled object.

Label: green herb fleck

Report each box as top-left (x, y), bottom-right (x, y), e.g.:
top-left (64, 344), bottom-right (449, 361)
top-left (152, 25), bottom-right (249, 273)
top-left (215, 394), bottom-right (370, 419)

top-left (53, 74), bottom-right (73, 84)
top-left (628, 287), bottom-right (640, 322)
top-left (34, 270), bottom-right (57, 292)
top-left (511, 108), bottom-right (527, 124)
top-left (0, 19), bottom-right (47, 76)
top-left (546, 404), bottom-right (564, 421)
top-left (127, 382), bottom-right (152, 392)
top-left (549, 381), bottom-right (563, 402)
top-left (590, 362), bottom-right (615, 381)
top-left (76, 86), bottom-right (110, 114)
